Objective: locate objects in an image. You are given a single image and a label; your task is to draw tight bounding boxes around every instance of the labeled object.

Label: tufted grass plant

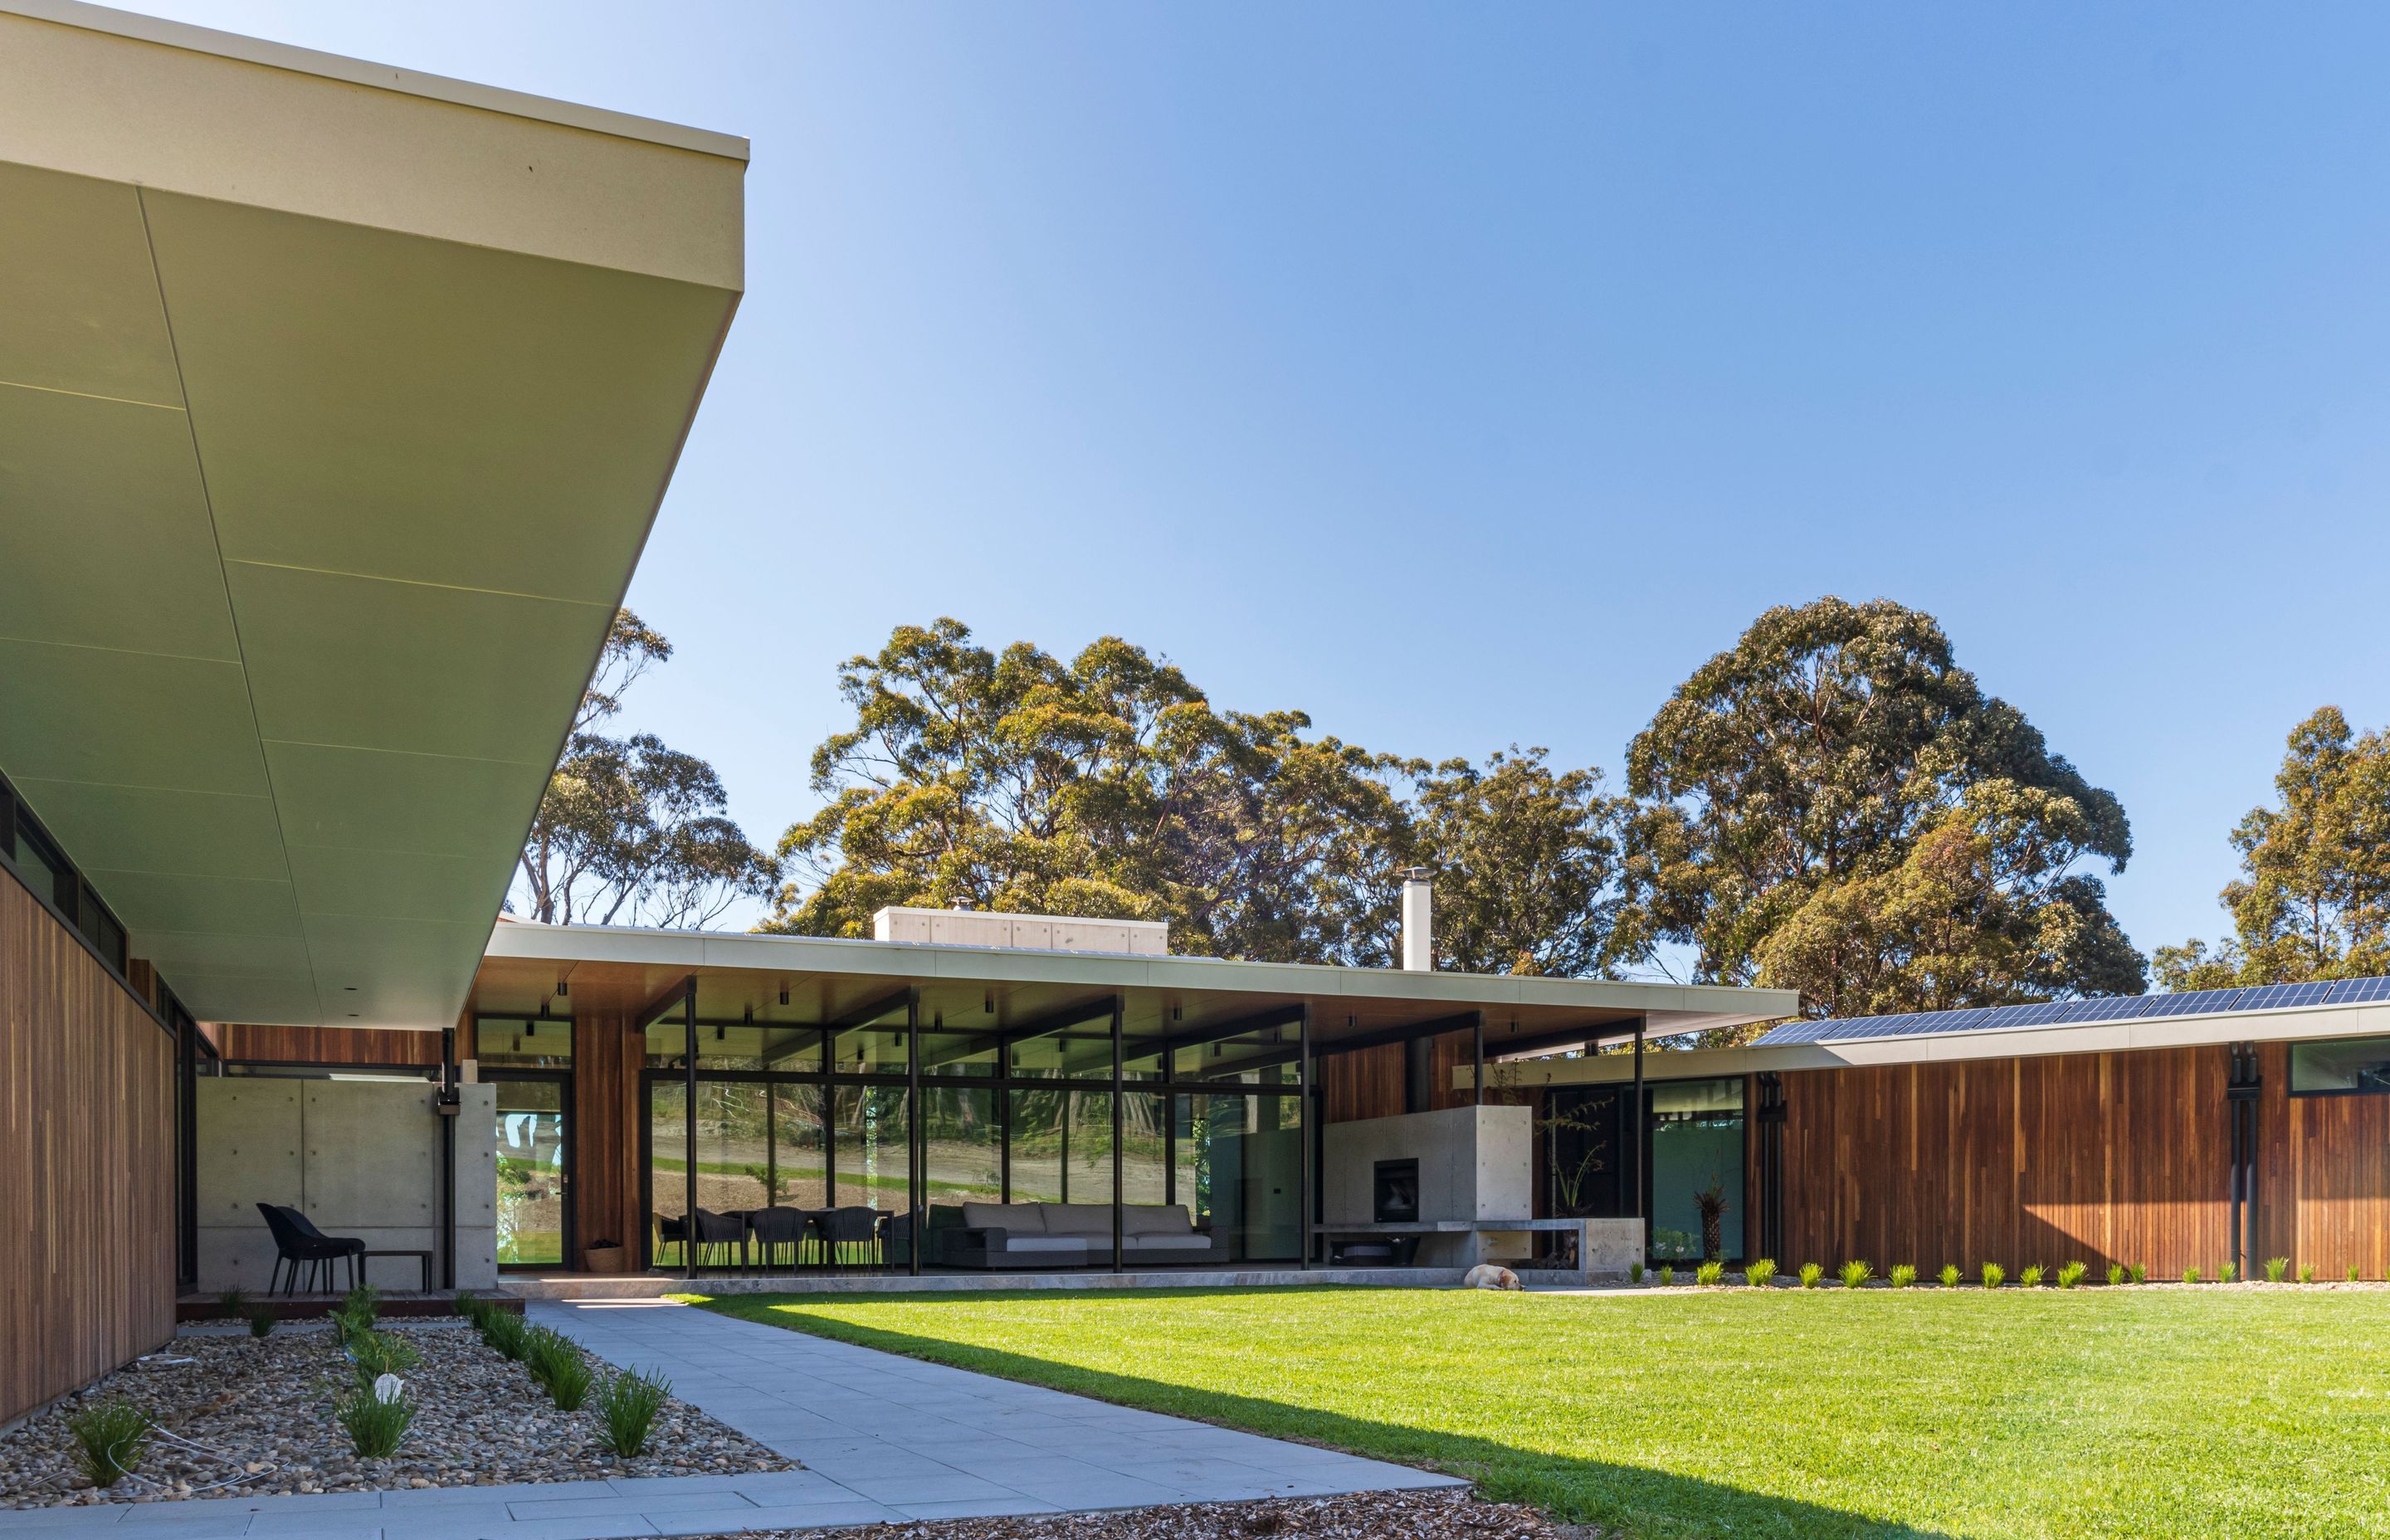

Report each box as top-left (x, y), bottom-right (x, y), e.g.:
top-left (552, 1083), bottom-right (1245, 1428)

top-left (2019, 1265), bottom-right (2046, 1289)
top-left (1695, 1261), bottom-right (1724, 1287)
top-left (2106, 1263), bottom-right (2125, 1288)
top-left (1656, 1265), bottom-right (1676, 1287)
top-left (66, 1399), bottom-right (149, 1489)
top-left (1745, 1259), bottom-right (1777, 1288)
top-left (2349, 1265), bottom-right (2363, 1283)
top-left (1627, 1261), bottom-right (1644, 1285)
top-left (1938, 1264), bottom-right (1961, 1288)
top-left (2220, 1262), bottom-right (2238, 1284)
top-left (2264, 1256), bottom-right (2290, 1283)
top-left (480, 1307), bottom-right (530, 1362)
top-left (1839, 1260), bottom-right (1873, 1289)
top-left (2183, 1265), bottom-right (2201, 1284)
top-left (348, 1328), bottom-right (420, 1391)
top-left (2057, 1261), bottom-right (2087, 1289)
top-left (595, 1366), bottom-right (673, 1457)
top-left (335, 1382), bottom-right (414, 1458)
top-left (247, 1306), bottom-right (277, 1338)
top-left (1889, 1265), bottom-right (1916, 1289)
top-left (2128, 1263), bottom-right (2147, 1284)
top-left (2298, 1262), bottom-right (2316, 1284)
top-left (217, 1287), bottom-right (247, 1321)
top-left (1798, 1263), bottom-right (1824, 1289)
top-left (524, 1327), bottom-right (595, 1411)
top-left (1981, 1263), bottom-right (2005, 1289)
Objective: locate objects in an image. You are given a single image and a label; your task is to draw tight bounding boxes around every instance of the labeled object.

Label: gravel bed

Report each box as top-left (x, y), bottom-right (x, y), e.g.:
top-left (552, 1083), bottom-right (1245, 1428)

top-left (1, 1319), bottom-right (793, 1508)
top-left (690, 1490), bottom-right (1602, 1540)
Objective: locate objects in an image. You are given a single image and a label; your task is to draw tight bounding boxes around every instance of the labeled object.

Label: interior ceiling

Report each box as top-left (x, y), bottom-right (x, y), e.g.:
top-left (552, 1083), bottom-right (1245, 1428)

top-left (0, 138), bottom-right (736, 1026)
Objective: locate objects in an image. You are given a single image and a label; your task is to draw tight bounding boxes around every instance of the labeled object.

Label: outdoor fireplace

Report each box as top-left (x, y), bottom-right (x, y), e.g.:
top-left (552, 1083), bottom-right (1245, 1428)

top-left (1374, 1158), bottom-right (1420, 1224)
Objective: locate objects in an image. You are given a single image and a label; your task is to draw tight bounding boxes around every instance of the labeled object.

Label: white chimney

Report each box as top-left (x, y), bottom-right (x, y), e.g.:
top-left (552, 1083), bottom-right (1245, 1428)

top-left (1400, 868), bottom-right (1433, 971)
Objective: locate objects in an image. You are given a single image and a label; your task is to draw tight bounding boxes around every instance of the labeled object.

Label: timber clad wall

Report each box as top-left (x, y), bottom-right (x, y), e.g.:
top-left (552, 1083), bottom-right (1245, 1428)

top-left (2254, 1041), bottom-right (2390, 1279)
top-left (209, 1022), bottom-right (442, 1066)
top-left (0, 873), bottom-right (175, 1429)
top-left (571, 1009), bottom-right (644, 1263)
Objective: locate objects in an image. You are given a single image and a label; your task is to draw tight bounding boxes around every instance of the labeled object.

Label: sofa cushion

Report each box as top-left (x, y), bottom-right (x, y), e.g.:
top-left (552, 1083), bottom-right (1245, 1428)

top-left (962, 1201), bottom-right (1043, 1235)
top-left (998, 1235), bottom-right (1089, 1255)
top-left (1124, 1233), bottom-right (1212, 1253)
top-left (1041, 1203), bottom-right (1115, 1237)
top-left (1121, 1204), bottom-right (1195, 1237)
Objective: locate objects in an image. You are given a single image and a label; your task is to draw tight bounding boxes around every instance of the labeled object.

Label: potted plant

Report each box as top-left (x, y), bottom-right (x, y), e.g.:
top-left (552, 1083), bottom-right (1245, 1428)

top-left (583, 1239), bottom-right (627, 1274)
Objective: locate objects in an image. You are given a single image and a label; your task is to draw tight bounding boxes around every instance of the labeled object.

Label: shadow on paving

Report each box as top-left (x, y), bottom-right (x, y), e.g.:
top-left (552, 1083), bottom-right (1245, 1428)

top-left (689, 1290), bottom-right (1956, 1540)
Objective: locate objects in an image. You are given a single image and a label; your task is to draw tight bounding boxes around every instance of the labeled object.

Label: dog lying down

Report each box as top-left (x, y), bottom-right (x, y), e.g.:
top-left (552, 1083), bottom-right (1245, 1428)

top-left (1463, 1264), bottom-right (1524, 1291)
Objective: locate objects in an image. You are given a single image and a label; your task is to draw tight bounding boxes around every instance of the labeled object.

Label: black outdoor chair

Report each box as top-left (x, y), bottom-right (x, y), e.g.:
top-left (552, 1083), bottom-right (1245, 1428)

top-left (745, 1206), bottom-right (812, 1270)
top-left (655, 1211), bottom-right (687, 1266)
top-left (257, 1203), bottom-right (363, 1296)
top-left (818, 1206), bottom-right (880, 1274)
top-left (690, 1207), bottom-right (747, 1272)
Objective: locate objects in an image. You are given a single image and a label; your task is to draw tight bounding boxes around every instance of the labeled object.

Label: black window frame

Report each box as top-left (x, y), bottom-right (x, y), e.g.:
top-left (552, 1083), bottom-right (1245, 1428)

top-left (0, 766), bottom-right (133, 984)
top-left (2286, 1035), bottom-right (2390, 1098)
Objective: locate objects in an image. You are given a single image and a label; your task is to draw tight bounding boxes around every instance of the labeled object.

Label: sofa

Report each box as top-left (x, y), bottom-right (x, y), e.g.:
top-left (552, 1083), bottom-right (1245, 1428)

top-left (911, 1201), bottom-right (1227, 1270)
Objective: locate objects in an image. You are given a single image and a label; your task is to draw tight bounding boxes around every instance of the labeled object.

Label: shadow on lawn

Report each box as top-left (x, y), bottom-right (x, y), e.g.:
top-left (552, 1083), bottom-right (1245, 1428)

top-left (693, 1289), bottom-right (1956, 1540)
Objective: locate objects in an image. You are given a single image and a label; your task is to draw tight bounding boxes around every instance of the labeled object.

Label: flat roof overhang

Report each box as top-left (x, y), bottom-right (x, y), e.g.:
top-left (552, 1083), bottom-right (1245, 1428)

top-left (1480, 997), bottom-right (2390, 1089)
top-left (471, 922), bottom-right (1800, 1057)
top-left (0, 2), bottom-right (744, 1027)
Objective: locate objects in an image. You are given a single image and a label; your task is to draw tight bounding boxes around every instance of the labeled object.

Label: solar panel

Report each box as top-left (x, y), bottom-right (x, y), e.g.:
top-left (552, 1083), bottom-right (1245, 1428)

top-left (2235, 981), bottom-right (2332, 1011)
top-left (1746, 976), bottom-right (2389, 1051)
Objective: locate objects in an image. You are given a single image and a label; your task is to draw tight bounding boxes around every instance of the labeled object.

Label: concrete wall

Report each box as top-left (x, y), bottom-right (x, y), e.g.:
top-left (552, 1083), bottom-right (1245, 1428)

top-left (196, 1079), bottom-right (495, 1293)
top-left (1320, 1104), bottom-right (1532, 1224)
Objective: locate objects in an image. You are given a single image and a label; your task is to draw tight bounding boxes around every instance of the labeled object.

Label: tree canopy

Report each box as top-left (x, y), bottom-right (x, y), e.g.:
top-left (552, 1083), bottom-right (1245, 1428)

top-left (515, 610), bottom-right (778, 928)
top-left (2154, 706), bottom-right (2390, 990)
top-left (1620, 597), bottom-right (2143, 1019)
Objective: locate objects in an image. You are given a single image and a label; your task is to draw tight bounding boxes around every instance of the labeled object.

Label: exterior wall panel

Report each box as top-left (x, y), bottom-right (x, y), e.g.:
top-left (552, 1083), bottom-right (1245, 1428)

top-left (0, 873), bottom-right (175, 1429)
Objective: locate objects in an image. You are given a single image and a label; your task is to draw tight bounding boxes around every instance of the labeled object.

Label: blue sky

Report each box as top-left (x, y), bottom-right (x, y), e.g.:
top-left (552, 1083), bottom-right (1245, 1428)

top-left (144, 2), bottom-right (2390, 963)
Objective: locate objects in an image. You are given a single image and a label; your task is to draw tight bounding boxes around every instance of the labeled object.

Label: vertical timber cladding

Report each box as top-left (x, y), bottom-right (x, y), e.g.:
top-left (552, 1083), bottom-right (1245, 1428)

top-left (568, 1006), bottom-right (643, 1265)
top-left (2254, 1042), bottom-right (2390, 1279)
top-left (0, 875), bottom-right (175, 1428)
top-left (1778, 1046), bottom-right (2236, 1276)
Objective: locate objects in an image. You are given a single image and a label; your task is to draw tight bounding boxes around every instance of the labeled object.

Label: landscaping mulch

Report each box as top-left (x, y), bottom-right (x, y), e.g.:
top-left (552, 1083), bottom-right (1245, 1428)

top-left (697, 1489), bottom-right (1596, 1540)
top-left (0, 1319), bottom-right (793, 1508)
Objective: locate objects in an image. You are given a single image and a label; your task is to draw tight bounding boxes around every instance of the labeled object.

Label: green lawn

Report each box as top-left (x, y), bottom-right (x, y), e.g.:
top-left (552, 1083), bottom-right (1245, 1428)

top-left (690, 1285), bottom-right (2390, 1539)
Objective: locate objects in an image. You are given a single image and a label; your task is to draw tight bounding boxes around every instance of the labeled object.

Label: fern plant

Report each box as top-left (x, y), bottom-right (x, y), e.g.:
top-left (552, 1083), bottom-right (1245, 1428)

top-left (2056, 1261), bottom-right (2086, 1289)
top-left (1982, 1263), bottom-right (2006, 1289)
top-left (1799, 1262), bottom-right (1824, 1289)
top-left (1745, 1259), bottom-right (1777, 1288)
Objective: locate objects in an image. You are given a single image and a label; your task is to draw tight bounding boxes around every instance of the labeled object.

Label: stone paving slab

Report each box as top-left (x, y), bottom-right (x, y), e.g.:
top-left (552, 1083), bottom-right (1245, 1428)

top-left (0, 1298), bottom-right (1456, 1538)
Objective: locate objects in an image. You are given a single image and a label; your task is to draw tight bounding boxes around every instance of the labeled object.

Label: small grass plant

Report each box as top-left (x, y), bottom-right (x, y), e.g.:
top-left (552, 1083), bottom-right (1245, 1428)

top-left (2019, 1265), bottom-right (2046, 1289)
top-left (1839, 1260), bottom-right (1873, 1289)
top-left (1798, 1262), bottom-right (1824, 1289)
top-left (217, 1287), bottom-right (247, 1321)
top-left (480, 1307), bottom-right (530, 1362)
top-left (246, 1305), bottom-right (277, 1338)
top-left (66, 1399), bottom-right (149, 1489)
top-left (1627, 1261), bottom-right (1644, 1285)
top-left (524, 1327), bottom-right (595, 1411)
top-left (2298, 1262), bottom-right (2316, 1284)
top-left (2106, 1263), bottom-right (2125, 1287)
top-left (2265, 1256), bottom-right (2290, 1283)
top-left (2349, 1265), bottom-right (2363, 1283)
top-left (1695, 1261), bottom-right (1724, 1287)
top-left (347, 1328), bottom-right (420, 1391)
top-left (2057, 1261), bottom-right (2086, 1289)
top-left (593, 1366), bottom-right (672, 1457)
top-left (1981, 1263), bottom-right (2005, 1289)
top-left (1656, 1265), bottom-right (1676, 1287)
top-left (2183, 1265), bottom-right (2202, 1284)
top-left (1937, 1264), bottom-right (1960, 1288)
top-left (1745, 1259), bottom-right (1777, 1288)
top-left (336, 1379), bottom-right (414, 1459)
top-left (2220, 1262), bottom-right (2238, 1284)
top-left (2128, 1262), bottom-right (2147, 1284)
top-left (1888, 1264), bottom-right (1916, 1289)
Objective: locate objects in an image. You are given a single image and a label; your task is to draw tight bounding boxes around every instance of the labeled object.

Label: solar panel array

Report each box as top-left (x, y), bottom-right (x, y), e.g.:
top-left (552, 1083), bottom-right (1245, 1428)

top-left (1752, 976), bottom-right (2390, 1048)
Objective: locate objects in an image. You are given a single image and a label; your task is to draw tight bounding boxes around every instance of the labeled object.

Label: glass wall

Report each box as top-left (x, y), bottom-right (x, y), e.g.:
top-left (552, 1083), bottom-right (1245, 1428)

top-left (493, 1079), bottom-right (568, 1266)
top-left (1648, 1078), bottom-right (1744, 1263)
top-left (637, 999), bottom-right (1308, 1274)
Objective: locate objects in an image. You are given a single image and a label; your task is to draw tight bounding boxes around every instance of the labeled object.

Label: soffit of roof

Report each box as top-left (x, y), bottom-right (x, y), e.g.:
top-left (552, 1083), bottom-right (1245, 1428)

top-left (471, 923), bottom-right (1802, 1040)
top-left (0, 11), bottom-right (743, 1029)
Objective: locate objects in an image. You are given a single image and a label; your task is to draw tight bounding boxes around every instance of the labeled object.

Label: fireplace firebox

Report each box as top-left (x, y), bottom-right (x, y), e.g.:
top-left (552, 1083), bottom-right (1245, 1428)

top-left (1373, 1158), bottom-right (1420, 1224)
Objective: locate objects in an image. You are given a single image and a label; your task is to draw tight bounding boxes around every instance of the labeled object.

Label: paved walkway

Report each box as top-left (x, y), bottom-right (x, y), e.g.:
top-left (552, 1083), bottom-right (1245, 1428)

top-left (0, 1299), bottom-right (1456, 1538)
